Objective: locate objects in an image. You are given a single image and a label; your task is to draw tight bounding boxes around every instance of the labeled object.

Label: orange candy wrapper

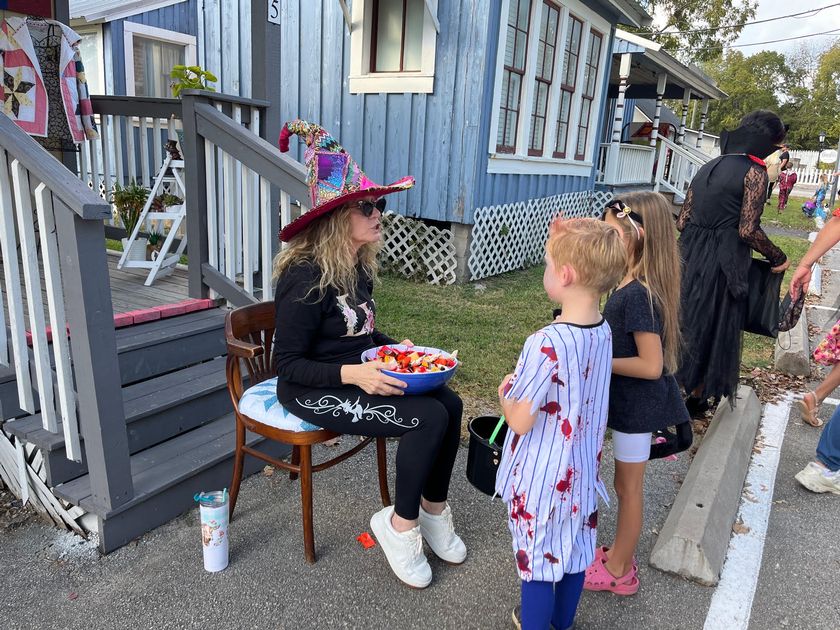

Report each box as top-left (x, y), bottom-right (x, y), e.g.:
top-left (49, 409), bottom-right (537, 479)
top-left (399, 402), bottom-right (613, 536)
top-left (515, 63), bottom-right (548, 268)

top-left (357, 532), bottom-right (376, 549)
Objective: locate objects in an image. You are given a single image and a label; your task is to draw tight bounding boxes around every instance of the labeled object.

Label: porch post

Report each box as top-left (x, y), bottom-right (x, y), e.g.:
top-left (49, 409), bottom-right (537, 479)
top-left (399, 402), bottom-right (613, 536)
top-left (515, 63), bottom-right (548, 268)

top-left (696, 98), bottom-right (710, 149)
top-left (251, 0), bottom-right (283, 291)
top-left (605, 53), bottom-right (632, 185)
top-left (677, 87), bottom-right (691, 145)
top-left (650, 73), bottom-right (667, 147)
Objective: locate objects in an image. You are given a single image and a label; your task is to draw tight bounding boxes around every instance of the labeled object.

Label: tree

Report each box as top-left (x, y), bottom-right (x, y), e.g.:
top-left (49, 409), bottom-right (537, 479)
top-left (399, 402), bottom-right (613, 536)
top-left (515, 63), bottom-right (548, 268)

top-left (780, 42), bottom-right (840, 149)
top-left (702, 50), bottom-right (792, 134)
top-left (632, 0), bottom-right (758, 62)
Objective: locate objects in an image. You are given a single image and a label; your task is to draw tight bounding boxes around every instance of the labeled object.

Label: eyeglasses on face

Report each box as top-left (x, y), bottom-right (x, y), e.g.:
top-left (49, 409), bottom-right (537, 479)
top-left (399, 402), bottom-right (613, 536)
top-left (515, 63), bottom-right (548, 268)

top-left (355, 198), bottom-right (387, 217)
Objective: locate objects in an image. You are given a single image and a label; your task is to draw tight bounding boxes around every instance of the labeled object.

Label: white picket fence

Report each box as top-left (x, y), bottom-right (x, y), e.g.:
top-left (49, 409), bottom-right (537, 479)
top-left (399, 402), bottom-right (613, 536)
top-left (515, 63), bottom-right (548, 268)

top-left (468, 190), bottom-right (612, 281)
top-left (790, 167), bottom-right (834, 186)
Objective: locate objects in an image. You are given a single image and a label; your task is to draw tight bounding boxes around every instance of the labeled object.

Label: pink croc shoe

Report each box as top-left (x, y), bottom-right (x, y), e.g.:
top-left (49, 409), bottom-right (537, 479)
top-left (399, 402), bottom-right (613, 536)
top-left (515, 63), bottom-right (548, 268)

top-left (583, 557), bottom-right (639, 595)
top-left (591, 546), bottom-right (638, 570)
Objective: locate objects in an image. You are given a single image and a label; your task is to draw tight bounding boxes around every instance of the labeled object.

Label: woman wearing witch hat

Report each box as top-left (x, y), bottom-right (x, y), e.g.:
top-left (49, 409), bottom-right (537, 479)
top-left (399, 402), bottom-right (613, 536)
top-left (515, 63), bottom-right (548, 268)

top-left (676, 111), bottom-right (790, 415)
top-left (271, 120), bottom-right (465, 588)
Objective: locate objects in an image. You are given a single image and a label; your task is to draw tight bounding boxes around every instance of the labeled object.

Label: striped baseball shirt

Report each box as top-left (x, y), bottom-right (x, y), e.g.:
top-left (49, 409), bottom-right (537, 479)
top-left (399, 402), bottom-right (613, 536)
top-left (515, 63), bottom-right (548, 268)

top-left (495, 320), bottom-right (612, 582)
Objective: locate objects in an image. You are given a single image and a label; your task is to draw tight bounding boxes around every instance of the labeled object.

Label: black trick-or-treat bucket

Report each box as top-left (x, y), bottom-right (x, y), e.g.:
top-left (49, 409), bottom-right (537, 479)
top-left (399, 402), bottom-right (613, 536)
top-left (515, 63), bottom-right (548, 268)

top-left (466, 415), bottom-right (508, 496)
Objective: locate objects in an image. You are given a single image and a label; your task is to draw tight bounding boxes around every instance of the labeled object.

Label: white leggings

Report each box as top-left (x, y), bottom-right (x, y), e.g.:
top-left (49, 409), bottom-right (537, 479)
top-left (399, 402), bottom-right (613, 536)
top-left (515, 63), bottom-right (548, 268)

top-left (612, 430), bottom-right (652, 463)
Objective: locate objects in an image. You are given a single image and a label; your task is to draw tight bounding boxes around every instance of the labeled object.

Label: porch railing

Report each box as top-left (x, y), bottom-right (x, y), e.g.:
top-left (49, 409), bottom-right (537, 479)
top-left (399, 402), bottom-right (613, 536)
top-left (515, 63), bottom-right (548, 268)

top-left (0, 114), bottom-right (132, 512)
top-left (654, 136), bottom-right (708, 200)
top-left (179, 90), bottom-right (309, 306)
top-left (597, 142), bottom-right (656, 186)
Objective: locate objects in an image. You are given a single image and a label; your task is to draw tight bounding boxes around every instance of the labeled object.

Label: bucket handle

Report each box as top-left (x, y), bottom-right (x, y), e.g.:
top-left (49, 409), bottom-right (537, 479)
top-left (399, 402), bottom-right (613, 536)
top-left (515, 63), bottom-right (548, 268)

top-left (488, 415), bottom-right (507, 447)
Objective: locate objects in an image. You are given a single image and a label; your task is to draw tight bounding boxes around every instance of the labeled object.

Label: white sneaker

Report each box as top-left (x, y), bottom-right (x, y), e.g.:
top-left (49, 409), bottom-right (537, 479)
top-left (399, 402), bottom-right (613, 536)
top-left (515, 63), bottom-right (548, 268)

top-left (795, 462), bottom-right (840, 495)
top-left (370, 506), bottom-right (432, 588)
top-left (418, 504), bottom-right (467, 564)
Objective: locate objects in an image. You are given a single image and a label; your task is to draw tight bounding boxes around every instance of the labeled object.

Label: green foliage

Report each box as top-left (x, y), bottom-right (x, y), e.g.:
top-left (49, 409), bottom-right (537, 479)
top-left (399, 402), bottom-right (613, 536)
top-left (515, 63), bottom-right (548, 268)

top-left (702, 50), bottom-right (792, 135)
top-left (147, 231), bottom-right (164, 246)
top-left (170, 65), bottom-right (218, 98)
top-left (152, 193), bottom-right (183, 210)
top-left (110, 181), bottom-right (149, 236)
top-left (780, 43), bottom-right (840, 150)
top-left (698, 42), bottom-right (840, 152)
top-left (631, 0), bottom-right (757, 63)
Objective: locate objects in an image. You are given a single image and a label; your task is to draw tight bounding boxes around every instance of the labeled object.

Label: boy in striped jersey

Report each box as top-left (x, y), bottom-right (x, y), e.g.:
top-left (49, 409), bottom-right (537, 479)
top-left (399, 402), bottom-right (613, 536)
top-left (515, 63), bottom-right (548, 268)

top-left (497, 219), bottom-right (626, 630)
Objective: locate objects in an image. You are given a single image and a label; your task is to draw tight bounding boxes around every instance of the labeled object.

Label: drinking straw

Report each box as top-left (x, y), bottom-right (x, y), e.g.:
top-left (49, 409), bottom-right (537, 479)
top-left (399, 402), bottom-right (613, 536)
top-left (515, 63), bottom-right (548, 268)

top-left (488, 416), bottom-right (507, 447)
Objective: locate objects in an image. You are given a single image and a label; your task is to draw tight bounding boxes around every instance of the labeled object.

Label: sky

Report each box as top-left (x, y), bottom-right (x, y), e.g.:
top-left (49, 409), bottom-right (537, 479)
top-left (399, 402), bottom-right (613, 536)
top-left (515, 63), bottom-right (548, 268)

top-left (733, 0), bottom-right (840, 56)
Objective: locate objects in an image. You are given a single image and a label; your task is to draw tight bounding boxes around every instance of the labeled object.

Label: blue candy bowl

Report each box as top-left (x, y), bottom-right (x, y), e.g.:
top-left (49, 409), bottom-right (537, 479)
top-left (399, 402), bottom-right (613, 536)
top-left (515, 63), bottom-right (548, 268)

top-left (360, 344), bottom-right (458, 395)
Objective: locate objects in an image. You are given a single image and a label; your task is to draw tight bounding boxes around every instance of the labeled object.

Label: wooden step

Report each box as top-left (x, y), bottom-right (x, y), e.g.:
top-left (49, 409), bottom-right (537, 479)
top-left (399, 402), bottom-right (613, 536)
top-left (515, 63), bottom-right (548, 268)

top-left (115, 308), bottom-right (227, 384)
top-left (53, 414), bottom-right (290, 553)
top-left (0, 308), bottom-right (227, 419)
top-left (5, 357), bottom-right (231, 485)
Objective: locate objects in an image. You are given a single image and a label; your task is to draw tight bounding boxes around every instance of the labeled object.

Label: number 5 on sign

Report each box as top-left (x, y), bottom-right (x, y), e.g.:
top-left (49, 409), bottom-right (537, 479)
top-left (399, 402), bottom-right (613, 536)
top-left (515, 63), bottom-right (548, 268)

top-left (267, 0), bottom-right (281, 24)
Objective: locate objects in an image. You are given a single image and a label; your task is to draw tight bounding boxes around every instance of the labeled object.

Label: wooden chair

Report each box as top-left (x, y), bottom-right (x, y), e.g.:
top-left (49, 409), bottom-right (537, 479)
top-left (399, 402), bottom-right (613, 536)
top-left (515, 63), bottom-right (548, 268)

top-left (224, 301), bottom-right (391, 563)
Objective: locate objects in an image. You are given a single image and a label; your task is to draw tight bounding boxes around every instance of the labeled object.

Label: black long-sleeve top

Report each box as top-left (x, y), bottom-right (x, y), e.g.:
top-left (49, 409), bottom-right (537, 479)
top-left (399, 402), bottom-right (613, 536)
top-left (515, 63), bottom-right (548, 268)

top-left (272, 261), bottom-right (396, 403)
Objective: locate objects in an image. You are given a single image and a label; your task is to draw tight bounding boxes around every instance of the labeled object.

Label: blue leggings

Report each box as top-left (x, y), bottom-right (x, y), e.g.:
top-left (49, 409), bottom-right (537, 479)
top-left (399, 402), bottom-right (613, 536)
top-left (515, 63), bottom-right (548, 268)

top-left (520, 572), bottom-right (585, 630)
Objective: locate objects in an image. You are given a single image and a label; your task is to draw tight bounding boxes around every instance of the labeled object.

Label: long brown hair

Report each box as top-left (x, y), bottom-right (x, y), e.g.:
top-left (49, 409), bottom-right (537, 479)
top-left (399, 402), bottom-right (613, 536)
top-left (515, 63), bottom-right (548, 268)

top-left (606, 192), bottom-right (682, 373)
top-left (271, 205), bottom-right (380, 300)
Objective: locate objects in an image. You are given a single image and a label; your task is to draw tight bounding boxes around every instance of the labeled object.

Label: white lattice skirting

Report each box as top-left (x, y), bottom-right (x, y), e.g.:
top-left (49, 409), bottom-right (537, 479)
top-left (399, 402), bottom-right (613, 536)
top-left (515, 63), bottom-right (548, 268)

top-left (378, 211), bottom-right (458, 285)
top-left (468, 190), bottom-right (613, 281)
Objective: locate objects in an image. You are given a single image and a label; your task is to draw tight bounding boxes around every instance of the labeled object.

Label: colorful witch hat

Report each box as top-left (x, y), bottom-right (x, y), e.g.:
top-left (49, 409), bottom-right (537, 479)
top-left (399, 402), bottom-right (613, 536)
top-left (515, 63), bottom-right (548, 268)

top-left (277, 120), bottom-right (414, 242)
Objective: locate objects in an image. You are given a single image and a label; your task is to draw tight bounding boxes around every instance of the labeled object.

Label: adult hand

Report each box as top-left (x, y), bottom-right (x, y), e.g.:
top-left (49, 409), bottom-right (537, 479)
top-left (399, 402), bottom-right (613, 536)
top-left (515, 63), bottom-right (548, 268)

top-left (341, 362), bottom-right (407, 396)
top-left (771, 259), bottom-right (790, 274)
top-left (790, 265), bottom-right (812, 300)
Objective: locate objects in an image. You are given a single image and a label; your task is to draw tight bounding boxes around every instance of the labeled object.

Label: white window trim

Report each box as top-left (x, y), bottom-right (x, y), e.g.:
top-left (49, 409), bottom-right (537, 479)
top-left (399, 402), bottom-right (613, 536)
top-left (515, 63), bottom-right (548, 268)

top-left (349, 0), bottom-right (438, 94)
top-left (488, 0), bottom-right (611, 175)
top-left (123, 21), bottom-right (197, 97)
top-left (72, 24), bottom-right (106, 96)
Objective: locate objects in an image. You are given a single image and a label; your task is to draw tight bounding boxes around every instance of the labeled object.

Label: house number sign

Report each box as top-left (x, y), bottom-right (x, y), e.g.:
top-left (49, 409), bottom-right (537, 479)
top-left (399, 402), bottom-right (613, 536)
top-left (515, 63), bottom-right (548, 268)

top-left (267, 0), bottom-right (281, 25)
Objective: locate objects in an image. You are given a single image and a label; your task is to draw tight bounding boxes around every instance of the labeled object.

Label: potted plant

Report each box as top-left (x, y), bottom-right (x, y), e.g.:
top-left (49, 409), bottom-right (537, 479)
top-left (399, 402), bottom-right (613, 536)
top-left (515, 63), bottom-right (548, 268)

top-left (170, 65), bottom-right (218, 157)
top-left (111, 181), bottom-right (149, 262)
top-left (147, 230), bottom-right (164, 260)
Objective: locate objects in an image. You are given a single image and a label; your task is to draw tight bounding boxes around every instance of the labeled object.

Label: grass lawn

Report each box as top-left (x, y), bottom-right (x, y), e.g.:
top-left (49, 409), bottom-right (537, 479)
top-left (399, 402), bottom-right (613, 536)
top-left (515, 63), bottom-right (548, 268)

top-left (762, 193), bottom-right (820, 234)
top-left (375, 266), bottom-right (553, 418)
top-left (376, 231), bottom-right (812, 417)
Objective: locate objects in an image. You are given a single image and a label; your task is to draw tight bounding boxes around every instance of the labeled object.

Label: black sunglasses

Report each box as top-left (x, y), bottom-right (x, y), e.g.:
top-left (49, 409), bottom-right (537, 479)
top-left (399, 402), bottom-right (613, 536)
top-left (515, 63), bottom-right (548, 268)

top-left (356, 198), bottom-right (387, 217)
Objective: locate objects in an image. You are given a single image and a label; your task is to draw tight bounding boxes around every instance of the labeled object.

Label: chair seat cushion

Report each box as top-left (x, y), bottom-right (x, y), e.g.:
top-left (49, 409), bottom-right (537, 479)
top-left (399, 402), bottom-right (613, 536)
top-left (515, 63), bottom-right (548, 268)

top-left (239, 377), bottom-right (323, 432)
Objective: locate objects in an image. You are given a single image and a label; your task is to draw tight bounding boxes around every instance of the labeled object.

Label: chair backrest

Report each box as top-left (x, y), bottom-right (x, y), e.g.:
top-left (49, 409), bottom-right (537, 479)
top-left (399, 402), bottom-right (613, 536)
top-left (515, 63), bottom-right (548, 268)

top-left (225, 301), bottom-right (277, 387)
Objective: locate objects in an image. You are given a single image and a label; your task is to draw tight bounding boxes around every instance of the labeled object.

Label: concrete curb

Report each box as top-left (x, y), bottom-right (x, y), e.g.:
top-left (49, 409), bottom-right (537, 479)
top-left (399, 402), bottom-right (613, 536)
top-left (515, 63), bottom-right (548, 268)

top-left (649, 385), bottom-right (762, 585)
top-left (774, 304), bottom-right (810, 376)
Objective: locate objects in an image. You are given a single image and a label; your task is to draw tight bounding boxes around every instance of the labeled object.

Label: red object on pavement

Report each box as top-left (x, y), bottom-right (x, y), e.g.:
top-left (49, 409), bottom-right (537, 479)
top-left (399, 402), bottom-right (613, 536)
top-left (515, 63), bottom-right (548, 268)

top-left (356, 532), bottom-right (376, 549)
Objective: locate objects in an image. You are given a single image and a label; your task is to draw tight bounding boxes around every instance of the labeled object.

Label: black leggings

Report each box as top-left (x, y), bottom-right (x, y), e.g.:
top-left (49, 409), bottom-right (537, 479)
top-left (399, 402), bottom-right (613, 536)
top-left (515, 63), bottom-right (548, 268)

top-left (284, 385), bottom-right (463, 520)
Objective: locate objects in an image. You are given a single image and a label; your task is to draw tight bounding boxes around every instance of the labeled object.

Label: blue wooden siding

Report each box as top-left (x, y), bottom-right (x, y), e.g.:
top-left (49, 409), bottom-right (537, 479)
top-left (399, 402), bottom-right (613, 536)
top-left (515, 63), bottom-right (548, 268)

top-left (106, 0), bottom-right (198, 95)
top-left (471, 0), bottom-right (617, 217)
top-left (275, 0), bottom-right (491, 224)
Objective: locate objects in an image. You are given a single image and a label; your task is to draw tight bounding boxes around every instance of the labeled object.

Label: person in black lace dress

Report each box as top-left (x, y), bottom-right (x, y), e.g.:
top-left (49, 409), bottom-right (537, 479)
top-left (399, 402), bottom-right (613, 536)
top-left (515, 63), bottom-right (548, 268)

top-left (677, 111), bottom-right (790, 413)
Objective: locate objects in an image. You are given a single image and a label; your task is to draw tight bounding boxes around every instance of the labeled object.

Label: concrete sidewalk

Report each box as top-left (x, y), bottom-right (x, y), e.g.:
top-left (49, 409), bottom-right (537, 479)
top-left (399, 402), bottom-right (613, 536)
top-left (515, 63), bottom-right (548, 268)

top-left (2, 439), bottom-right (713, 630)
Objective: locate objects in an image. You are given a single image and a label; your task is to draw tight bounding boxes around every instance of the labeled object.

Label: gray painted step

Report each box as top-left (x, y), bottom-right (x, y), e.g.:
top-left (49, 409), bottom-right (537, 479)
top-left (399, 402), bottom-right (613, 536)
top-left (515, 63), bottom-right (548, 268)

top-left (52, 413), bottom-right (290, 553)
top-left (0, 308), bottom-right (227, 419)
top-left (115, 308), bottom-right (227, 385)
top-left (5, 357), bottom-right (232, 485)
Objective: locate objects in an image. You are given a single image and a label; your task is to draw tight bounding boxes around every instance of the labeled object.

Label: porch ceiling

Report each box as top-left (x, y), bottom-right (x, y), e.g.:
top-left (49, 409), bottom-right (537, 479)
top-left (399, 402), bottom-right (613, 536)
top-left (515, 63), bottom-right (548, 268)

top-left (608, 29), bottom-right (727, 101)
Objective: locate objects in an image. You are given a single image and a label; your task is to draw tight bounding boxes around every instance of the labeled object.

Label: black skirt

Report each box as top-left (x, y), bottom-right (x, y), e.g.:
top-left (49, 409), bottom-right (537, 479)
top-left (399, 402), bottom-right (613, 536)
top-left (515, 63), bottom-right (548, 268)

top-left (677, 224), bottom-right (747, 402)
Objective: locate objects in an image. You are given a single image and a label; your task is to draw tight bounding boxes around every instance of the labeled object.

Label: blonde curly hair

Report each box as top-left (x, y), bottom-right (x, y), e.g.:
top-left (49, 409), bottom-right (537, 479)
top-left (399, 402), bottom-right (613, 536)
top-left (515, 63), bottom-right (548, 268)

top-left (271, 205), bottom-right (380, 300)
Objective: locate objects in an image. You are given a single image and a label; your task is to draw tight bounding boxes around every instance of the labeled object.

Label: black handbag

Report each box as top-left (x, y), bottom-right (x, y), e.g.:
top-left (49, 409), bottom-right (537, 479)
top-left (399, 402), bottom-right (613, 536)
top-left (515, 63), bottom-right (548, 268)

top-left (778, 290), bottom-right (806, 332)
top-left (744, 259), bottom-right (784, 338)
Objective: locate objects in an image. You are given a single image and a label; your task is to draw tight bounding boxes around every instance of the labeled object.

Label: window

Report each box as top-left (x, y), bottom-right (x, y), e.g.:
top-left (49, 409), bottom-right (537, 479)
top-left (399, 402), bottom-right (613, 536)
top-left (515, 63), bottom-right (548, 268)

top-left (574, 29), bottom-right (602, 160)
top-left (553, 14), bottom-right (581, 158)
top-left (74, 25), bottom-right (106, 96)
top-left (371, 0), bottom-right (424, 72)
top-left (488, 0), bottom-right (611, 176)
top-left (123, 22), bottom-right (196, 97)
top-left (496, 0), bottom-right (531, 153)
top-left (528, 2), bottom-right (559, 156)
top-left (349, 0), bottom-right (439, 94)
